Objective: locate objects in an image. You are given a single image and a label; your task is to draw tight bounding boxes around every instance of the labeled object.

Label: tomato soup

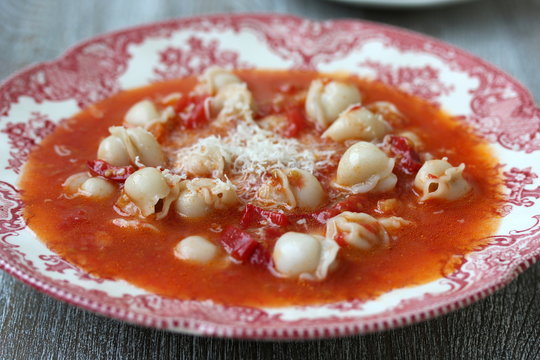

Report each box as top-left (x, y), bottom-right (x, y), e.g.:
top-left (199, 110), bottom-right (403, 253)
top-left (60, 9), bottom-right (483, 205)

top-left (20, 69), bottom-right (503, 307)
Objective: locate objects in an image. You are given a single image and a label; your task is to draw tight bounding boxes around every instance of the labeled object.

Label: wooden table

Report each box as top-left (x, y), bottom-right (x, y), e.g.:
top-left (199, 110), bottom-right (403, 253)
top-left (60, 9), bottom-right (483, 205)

top-left (1, 0), bottom-right (539, 358)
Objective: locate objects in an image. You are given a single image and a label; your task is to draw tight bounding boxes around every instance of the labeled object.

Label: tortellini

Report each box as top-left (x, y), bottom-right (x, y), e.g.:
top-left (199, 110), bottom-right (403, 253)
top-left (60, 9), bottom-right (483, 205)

top-left (124, 100), bottom-right (160, 127)
top-left (181, 144), bottom-right (229, 177)
top-left (286, 168), bottom-right (326, 210)
top-left (175, 190), bottom-right (210, 218)
top-left (123, 167), bottom-right (177, 218)
top-left (174, 235), bottom-right (219, 264)
top-left (257, 169), bottom-right (295, 210)
top-left (175, 178), bottom-right (238, 218)
top-left (63, 172), bottom-right (91, 194)
top-left (98, 126), bottom-right (165, 167)
top-left (196, 68), bottom-right (254, 120)
top-left (336, 141), bottom-right (397, 193)
top-left (272, 232), bottom-right (339, 280)
top-left (211, 83), bottom-right (255, 119)
top-left (79, 177), bottom-right (116, 199)
top-left (326, 212), bottom-right (390, 250)
top-left (305, 79), bottom-right (361, 128)
top-left (97, 135), bottom-right (131, 166)
top-left (199, 67), bottom-right (242, 95)
top-left (414, 159), bottom-right (471, 201)
top-left (257, 168), bottom-right (325, 210)
top-left (365, 101), bottom-right (406, 127)
top-left (322, 105), bottom-right (391, 142)
top-left (63, 172), bottom-right (115, 199)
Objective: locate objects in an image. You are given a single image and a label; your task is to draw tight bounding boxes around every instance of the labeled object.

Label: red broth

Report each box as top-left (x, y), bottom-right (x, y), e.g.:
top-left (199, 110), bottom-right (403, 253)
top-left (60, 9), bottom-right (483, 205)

top-left (20, 70), bottom-right (503, 307)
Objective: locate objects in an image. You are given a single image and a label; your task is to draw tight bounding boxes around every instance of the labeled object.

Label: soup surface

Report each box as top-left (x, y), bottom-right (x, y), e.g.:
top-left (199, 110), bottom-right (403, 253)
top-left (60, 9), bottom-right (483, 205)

top-left (20, 69), bottom-right (502, 307)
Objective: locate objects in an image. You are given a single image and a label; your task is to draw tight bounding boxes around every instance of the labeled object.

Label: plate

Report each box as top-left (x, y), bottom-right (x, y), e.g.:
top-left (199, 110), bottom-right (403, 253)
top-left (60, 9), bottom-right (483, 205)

top-left (0, 14), bottom-right (539, 339)
top-left (326, 0), bottom-right (476, 8)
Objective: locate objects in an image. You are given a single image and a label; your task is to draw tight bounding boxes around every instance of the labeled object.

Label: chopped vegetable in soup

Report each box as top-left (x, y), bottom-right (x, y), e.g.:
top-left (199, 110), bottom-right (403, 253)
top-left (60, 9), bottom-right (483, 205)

top-left (20, 69), bottom-right (503, 307)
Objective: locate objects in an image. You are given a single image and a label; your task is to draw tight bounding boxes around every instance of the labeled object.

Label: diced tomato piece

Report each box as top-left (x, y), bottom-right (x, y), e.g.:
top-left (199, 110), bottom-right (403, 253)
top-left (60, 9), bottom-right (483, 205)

top-left (384, 135), bottom-right (422, 175)
top-left (262, 210), bottom-right (289, 227)
top-left (220, 226), bottom-right (260, 261)
top-left (240, 204), bottom-right (289, 228)
top-left (175, 95), bottom-right (209, 129)
top-left (390, 135), bottom-right (410, 153)
top-left (219, 225), bottom-right (271, 266)
top-left (239, 204), bottom-right (257, 227)
top-left (294, 194), bottom-right (363, 225)
top-left (87, 160), bottom-right (136, 183)
top-left (282, 107), bottom-right (307, 138)
top-left (263, 227), bottom-right (285, 240)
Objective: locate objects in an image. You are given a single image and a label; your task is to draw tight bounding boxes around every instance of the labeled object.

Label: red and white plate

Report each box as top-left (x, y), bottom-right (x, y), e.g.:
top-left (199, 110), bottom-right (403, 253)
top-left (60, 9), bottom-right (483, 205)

top-left (0, 14), bottom-right (539, 339)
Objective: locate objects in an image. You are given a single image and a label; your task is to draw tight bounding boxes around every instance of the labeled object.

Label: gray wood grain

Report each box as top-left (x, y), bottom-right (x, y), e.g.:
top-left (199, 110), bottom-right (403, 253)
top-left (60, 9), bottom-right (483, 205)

top-left (0, 0), bottom-right (539, 359)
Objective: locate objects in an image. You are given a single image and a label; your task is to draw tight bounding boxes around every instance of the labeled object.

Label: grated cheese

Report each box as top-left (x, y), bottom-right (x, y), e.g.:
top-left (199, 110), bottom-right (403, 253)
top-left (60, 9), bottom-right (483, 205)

top-left (173, 120), bottom-right (335, 201)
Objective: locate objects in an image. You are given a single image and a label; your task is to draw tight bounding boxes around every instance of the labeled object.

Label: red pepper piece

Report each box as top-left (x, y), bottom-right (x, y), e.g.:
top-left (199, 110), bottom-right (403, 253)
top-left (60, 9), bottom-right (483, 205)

top-left (263, 227), bottom-right (285, 241)
top-left (385, 135), bottom-right (422, 175)
top-left (87, 160), bottom-right (135, 183)
top-left (175, 95), bottom-right (209, 129)
top-left (240, 204), bottom-right (289, 228)
top-left (219, 225), bottom-right (272, 266)
top-left (282, 107), bottom-right (307, 138)
top-left (293, 194), bottom-right (363, 225)
top-left (239, 204), bottom-right (256, 227)
top-left (219, 226), bottom-right (260, 262)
